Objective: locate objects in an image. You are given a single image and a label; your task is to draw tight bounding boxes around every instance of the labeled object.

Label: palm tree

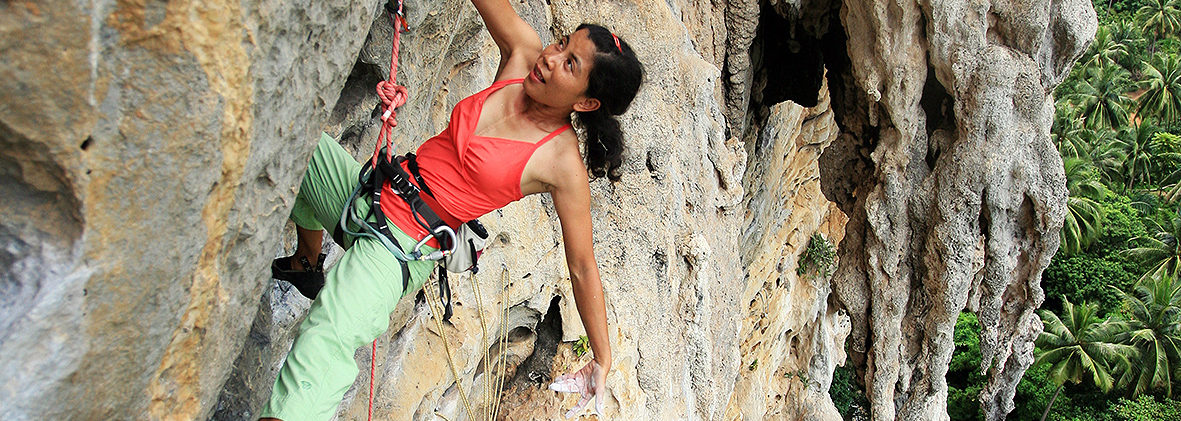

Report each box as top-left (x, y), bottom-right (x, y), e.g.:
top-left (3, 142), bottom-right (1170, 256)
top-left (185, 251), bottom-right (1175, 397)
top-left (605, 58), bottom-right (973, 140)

top-left (1138, 0), bottom-right (1181, 47)
top-left (1165, 170), bottom-right (1181, 203)
top-left (1138, 53), bottom-right (1181, 126)
top-left (1068, 64), bottom-right (1136, 130)
top-left (1159, 133), bottom-right (1181, 202)
top-left (1125, 217), bottom-right (1181, 282)
top-left (1061, 157), bottom-right (1106, 254)
top-left (1036, 298), bottom-right (1134, 421)
top-left (1053, 100), bottom-right (1090, 159)
top-left (1089, 131), bottom-right (1128, 188)
top-left (1115, 122), bottom-right (1159, 191)
top-left (1153, 132), bottom-right (1181, 197)
top-left (1084, 26), bottom-right (1130, 70)
top-left (1112, 275), bottom-right (1181, 397)
top-left (1110, 20), bottom-right (1148, 76)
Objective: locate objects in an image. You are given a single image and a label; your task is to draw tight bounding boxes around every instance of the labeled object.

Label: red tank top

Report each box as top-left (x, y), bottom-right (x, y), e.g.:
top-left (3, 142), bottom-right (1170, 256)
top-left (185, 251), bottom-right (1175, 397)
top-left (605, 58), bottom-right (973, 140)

top-left (379, 78), bottom-right (572, 244)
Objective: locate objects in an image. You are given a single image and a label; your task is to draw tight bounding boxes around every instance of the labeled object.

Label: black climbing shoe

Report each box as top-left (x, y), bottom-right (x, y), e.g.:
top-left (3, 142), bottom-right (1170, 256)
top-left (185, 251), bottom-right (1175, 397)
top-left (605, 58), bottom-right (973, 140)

top-left (271, 253), bottom-right (326, 299)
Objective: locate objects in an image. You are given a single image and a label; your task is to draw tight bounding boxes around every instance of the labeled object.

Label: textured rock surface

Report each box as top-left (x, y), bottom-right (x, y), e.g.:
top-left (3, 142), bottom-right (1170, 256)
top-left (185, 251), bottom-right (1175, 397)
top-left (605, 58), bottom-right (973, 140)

top-left (822, 0), bottom-right (1095, 420)
top-left (1, 0), bottom-right (386, 419)
top-left (0, 0), bottom-right (1093, 420)
top-left (726, 77), bottom-right (851, 421)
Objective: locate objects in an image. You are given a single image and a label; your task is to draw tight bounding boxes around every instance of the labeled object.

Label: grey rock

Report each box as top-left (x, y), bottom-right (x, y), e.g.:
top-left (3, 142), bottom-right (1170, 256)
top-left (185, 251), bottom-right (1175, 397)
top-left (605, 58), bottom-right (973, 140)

top-left (1, 0), bottom-right (382, 418)
top-left (823, 0), bottom-right (1093, 420)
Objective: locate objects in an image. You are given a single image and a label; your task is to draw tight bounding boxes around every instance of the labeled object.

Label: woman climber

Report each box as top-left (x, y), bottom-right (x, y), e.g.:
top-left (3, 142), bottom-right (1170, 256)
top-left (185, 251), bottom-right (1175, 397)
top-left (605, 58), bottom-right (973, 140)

top-left (259, 0), bottom-right (643, 419)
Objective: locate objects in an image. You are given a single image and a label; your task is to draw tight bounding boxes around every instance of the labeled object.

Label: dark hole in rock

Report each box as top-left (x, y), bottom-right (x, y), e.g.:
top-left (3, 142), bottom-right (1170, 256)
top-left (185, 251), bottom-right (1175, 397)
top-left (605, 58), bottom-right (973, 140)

top-left (818, 10), bottom-right (852, 129)
top-left (653, 249), bottom-right (667, 280)
top-left (978, 189), bottom-right (991, 241)
top-left (752, 3), bottom-right (825, 109)
top-left (474, 324), bottom-right (536, 378)
top-left (80, 136), bottom-right (93, 151)
top-left (714, 165), bottom-right (728, 190)
top-left (507, 325), bottom-right (535, 343)
top-left (504, 296), bottom-right (562, 390)
top-left (920, 67), bottom-right (956, 171)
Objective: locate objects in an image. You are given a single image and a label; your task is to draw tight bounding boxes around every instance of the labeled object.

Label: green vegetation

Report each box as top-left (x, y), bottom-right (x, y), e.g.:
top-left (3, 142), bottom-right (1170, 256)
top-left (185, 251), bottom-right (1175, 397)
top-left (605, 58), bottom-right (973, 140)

top-left (1036, 298), bottom-right (1134, 418)
top-left (1113, 394), bottom-right (1181, 419)
top-left (572, 335), bottom-right (589, 357)
top-left (829, 364), bottom-right (868, 420)
top-left (948, 313), bottom-right (986, 421)
top-left (797, 233), bottom-right (836, 278)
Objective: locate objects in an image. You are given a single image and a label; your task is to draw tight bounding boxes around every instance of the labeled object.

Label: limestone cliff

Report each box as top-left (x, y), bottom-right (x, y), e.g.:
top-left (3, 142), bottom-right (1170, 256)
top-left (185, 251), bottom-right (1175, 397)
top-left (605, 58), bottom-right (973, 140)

top-left (0, 0), bottom-right (1092, 420)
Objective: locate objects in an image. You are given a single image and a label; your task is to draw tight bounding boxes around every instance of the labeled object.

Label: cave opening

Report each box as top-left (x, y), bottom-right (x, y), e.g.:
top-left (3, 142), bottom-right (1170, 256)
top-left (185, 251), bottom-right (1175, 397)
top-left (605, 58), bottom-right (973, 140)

top-left (503, 296), bottom-right (563, 390)
top-left (812, 4), bottom-right (876, 215)
top-left (735, 0), bottom-right (841, 161)
top-left (751, 4), bottom-right (825, 109)
top-left (920, 66), bottom-right (956, 172)
top-left (742, 0), bottom-right (831, 141)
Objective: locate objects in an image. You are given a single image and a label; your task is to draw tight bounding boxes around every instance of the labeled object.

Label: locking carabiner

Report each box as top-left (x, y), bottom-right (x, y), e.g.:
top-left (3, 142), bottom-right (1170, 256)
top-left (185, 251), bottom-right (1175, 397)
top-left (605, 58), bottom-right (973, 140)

top-left (412, 225), bottom-right (457, 261)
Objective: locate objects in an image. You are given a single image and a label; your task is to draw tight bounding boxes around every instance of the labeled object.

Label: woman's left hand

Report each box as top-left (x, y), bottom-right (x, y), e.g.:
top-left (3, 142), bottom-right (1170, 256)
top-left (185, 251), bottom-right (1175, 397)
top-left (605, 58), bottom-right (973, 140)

top-left (548, 359), bottom-right (607, 418)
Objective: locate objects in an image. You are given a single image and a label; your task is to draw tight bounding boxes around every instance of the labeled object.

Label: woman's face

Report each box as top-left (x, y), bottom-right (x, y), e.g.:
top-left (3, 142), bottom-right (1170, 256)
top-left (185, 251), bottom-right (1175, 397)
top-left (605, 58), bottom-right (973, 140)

top-left (524, 29), bottom-right (600, 112)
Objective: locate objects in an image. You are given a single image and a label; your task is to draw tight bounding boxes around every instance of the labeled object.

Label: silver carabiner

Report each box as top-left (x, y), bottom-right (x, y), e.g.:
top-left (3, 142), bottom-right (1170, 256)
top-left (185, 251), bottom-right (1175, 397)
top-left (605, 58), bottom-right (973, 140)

top-left (413, 225), bottom-right (457, 261)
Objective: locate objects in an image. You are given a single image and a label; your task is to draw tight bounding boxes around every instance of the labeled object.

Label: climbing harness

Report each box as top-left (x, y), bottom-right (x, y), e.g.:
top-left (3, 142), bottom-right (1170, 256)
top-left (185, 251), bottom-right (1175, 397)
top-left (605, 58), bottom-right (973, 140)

top-left (343, 1), bottom-right (507, 420)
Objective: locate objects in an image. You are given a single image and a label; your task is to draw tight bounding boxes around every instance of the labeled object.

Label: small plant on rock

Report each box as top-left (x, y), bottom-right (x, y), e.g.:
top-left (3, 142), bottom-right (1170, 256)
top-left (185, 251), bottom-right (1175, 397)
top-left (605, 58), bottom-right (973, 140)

top-left (797, 233), bottom-right (837, 278)
top-left (572, 335), bottom-right (590, 357)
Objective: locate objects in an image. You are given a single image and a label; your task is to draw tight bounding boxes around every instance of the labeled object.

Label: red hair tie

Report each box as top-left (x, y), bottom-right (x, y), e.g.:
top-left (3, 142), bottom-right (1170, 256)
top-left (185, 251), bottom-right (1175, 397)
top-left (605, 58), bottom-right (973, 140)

top-left (611, 33), bottom-right (622, 53)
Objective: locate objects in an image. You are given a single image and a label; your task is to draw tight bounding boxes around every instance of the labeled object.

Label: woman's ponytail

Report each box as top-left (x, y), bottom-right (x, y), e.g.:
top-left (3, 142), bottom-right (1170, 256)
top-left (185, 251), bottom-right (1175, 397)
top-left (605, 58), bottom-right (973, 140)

top-left (578, 108), bottom-right (624, 181)
top-left (575, 24), bottom-right (643, 182)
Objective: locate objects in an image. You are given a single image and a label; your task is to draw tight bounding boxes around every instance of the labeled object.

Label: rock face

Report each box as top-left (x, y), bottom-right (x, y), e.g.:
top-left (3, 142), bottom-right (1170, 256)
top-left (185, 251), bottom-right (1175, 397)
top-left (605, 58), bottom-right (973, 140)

top-left (2, 0), bottom-right (378, 419)
top-left (823, 1), bottom-right (1094, 420)
top-left (0, 0), bottom-right (1093, 420)
top-left (726, 76), bottom-right (851, 421)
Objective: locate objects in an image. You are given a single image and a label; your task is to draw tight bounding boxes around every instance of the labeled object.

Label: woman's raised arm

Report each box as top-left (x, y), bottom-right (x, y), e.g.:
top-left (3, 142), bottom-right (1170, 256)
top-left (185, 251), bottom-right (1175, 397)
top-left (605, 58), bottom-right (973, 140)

top-left (470, 0), bottom-right (541, 79)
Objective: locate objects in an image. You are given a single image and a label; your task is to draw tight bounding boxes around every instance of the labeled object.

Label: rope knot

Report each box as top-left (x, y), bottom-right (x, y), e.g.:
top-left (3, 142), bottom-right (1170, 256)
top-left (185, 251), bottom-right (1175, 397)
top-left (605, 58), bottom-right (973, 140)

top-left (376, 80), bottom-right (409, 125)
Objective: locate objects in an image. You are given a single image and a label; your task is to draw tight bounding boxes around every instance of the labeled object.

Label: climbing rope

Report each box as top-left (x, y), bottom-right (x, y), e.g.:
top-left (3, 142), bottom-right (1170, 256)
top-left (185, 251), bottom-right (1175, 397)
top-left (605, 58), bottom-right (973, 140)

top-left (372, 0), bottom-right (410, 168)
top-left (420, 268), bottom-right (510, 421)
top-left (369, 1), bottom-right (409, 420)
top-left (364, 1), bottom-right (511, 419)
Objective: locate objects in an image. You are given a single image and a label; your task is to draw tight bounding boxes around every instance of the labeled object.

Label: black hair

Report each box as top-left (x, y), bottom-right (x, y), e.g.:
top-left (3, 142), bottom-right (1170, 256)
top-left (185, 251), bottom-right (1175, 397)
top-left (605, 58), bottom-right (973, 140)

top-left (575, 23), bottom-right (644, 181)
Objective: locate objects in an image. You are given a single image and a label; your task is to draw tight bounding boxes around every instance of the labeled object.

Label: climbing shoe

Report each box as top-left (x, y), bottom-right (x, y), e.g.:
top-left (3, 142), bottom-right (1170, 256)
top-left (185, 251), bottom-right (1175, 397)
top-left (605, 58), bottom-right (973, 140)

top-left (271, 253), bottom-right (326, 299)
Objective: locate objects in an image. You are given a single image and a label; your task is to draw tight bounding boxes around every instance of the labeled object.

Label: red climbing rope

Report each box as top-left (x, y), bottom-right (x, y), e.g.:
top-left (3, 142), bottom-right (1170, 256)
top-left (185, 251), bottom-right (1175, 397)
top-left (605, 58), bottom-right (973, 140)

top-left (370, 340), bottom-right (378, 421)
top-left (371, 3), bottom-right (408, 420)
top-left (373, 0), bottom-right (410, 168)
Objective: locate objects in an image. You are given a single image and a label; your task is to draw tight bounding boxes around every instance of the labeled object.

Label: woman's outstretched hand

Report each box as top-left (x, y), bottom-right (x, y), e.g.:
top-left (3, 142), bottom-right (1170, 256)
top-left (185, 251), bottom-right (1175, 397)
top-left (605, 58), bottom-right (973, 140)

top-left (548, 359), bottom-right (607, 418)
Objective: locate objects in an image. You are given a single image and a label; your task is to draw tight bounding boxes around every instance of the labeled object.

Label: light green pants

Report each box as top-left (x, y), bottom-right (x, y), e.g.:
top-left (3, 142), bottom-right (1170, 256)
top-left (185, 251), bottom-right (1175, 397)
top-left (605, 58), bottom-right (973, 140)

top-left (261, 133), bottom-right (436, 420)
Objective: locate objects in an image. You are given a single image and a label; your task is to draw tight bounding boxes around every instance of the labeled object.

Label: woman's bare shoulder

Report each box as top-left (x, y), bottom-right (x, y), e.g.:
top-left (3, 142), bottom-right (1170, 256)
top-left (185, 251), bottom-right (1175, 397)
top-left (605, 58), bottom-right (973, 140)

top-left (522, 129), bottom-right (586, 195)
top-left (549, 131), bottom-right (589, 184)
